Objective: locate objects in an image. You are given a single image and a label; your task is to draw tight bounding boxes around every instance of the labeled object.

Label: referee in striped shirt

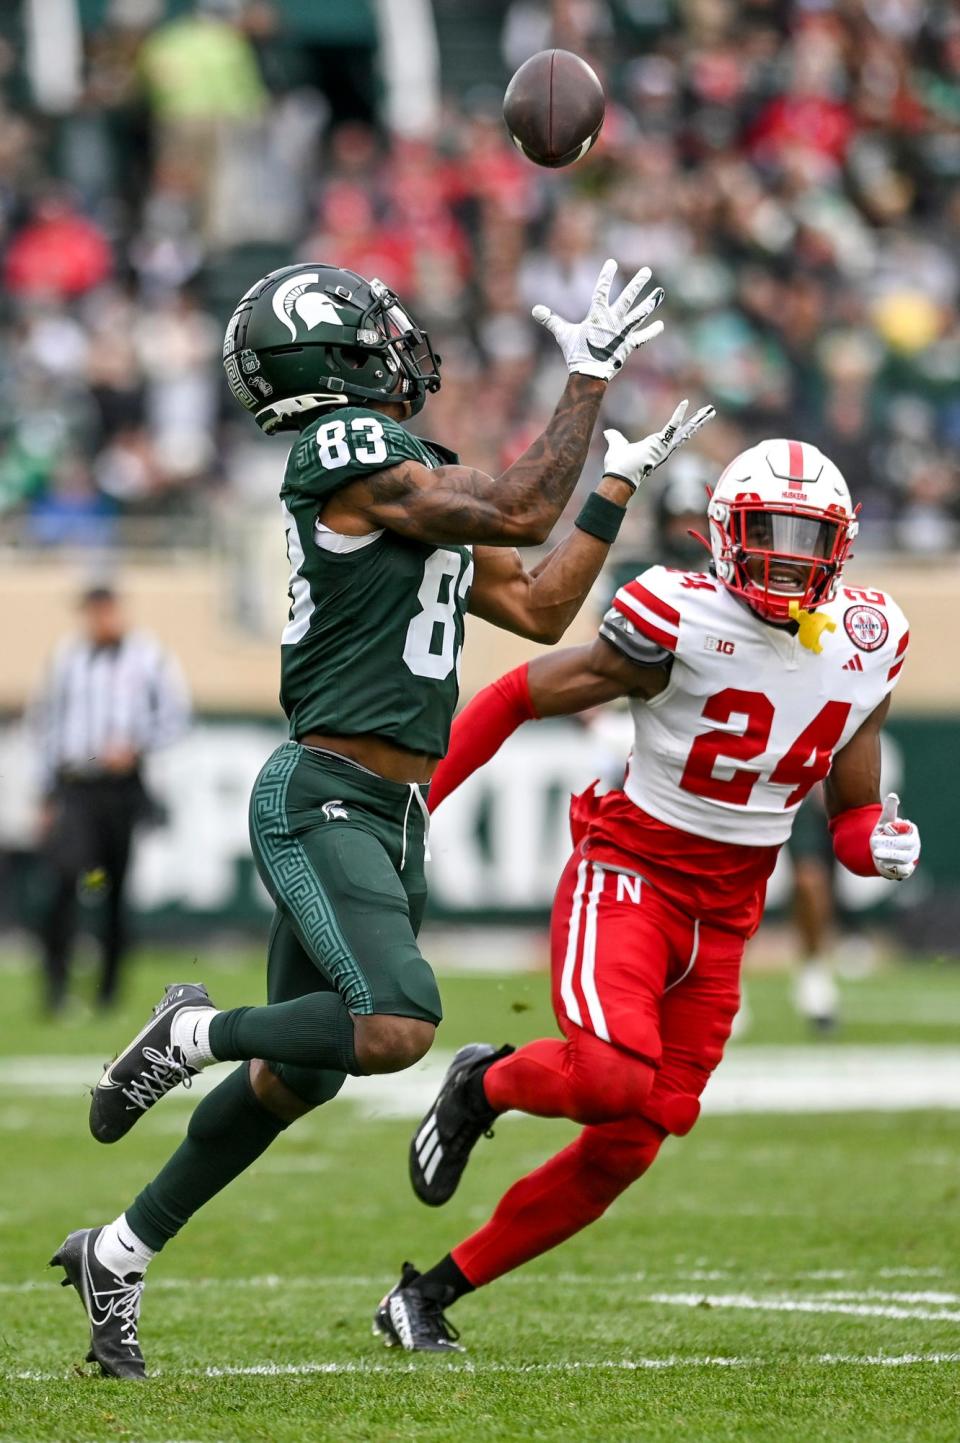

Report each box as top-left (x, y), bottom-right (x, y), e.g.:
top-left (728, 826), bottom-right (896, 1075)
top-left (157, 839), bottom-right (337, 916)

top-left (31, 586), bottom-right (190, 1013)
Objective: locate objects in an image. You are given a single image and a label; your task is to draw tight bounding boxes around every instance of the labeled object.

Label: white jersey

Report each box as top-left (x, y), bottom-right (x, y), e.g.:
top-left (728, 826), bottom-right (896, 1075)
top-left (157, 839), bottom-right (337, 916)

top-left (600, 566), bottom-right (909, 847)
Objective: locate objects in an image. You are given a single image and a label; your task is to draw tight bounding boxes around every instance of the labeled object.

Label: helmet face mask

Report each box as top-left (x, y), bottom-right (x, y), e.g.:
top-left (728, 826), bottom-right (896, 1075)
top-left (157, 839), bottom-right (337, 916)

top-left (378, 288), bottom-right (441, 391)
top-left (708, 440), bottom-right (858, 624)
top-left (731, 502), bottom-right (847, 617)
top-left (222, 265), bottom-right (442, 434)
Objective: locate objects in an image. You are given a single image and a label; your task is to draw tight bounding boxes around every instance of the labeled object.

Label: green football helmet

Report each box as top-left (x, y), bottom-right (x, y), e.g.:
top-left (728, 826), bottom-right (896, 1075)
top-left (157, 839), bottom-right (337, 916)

top-left (222, 263), bottom-right (442, 434)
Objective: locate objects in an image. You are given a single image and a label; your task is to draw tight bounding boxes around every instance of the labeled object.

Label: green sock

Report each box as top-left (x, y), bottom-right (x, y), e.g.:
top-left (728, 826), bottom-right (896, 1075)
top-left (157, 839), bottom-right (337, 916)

top-left (125, 1064), bottom-right (287, 1251)
top-left (209, 993), bottom-right (360, 1075)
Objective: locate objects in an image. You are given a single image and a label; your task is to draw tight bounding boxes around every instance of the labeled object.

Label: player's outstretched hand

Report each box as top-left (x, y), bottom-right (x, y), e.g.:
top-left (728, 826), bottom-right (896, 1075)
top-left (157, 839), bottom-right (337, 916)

top-left (602, 399), bottom-right (716, 494)
top-left (532, 259), bottom-right (665, 382)
top-left (870, 792), bottom-right (921, 881)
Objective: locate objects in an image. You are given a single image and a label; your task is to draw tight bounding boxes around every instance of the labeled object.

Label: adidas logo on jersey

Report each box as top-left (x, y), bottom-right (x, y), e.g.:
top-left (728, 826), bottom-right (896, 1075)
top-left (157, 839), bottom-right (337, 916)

top-left (842, 655), bottom-right (864, 672)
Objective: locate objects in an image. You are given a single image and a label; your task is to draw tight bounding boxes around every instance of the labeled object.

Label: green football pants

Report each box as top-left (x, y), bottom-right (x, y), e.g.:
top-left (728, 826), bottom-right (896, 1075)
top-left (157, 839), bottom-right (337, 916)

top-left (249, 742), bottom-right (442, 1106)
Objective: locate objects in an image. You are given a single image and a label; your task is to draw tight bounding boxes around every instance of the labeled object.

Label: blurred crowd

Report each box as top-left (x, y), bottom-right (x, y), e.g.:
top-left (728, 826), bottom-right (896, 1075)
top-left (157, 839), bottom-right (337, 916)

top-left (1, 0), bottom-right (958, 553)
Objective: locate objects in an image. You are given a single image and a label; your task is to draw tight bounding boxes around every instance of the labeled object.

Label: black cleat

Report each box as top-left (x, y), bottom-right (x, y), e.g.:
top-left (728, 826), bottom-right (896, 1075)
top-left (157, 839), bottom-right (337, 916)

top-left (409, 1042), bottom-right (513, 1207)
top-left (373, 1262), bottom-right (464, 1353)
top-left (50, 1227), bottom-right (146, 1380)
top-left (89, 982), bottom-right (214, 1144)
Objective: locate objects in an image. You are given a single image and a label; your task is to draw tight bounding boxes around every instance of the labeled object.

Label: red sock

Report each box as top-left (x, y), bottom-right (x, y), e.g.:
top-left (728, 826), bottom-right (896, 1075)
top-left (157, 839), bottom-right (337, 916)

top-left (452, 1118), bottom-right (664, 1287)
top-left (483, 1031), bottom-right (655, 1126)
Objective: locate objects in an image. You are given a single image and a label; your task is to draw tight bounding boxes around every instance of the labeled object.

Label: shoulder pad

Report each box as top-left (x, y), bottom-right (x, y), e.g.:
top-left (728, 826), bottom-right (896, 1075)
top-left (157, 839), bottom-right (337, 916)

top-left (600, 607), bottom-right (673, 668)
top-left (608, 567), bottom-right (683, 654)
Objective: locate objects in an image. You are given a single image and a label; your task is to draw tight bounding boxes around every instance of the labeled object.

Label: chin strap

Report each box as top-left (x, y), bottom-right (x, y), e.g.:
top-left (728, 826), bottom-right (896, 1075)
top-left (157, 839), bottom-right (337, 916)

top-left (788, 600), bottom-right (837, 654)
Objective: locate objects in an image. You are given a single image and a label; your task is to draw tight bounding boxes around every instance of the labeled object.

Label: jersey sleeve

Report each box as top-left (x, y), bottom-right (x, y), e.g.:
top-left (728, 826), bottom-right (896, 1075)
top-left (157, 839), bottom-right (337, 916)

top-left (843, 587), bottom-right (910, 698)
top-left (880, 594), bottom-right (909, 696)
top-left (602, 567), bottom-right (682, 659)
top-left (281, 408), bottom-right (430, 503)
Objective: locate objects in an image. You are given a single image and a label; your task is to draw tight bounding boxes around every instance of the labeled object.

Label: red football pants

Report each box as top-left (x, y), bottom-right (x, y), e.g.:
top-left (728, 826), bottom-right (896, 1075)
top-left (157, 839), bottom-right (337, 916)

top-left (453, 850), bottom-right (745, 1287)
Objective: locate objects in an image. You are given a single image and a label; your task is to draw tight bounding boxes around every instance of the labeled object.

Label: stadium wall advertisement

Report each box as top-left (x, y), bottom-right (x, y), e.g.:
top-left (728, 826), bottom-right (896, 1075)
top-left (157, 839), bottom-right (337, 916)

top-left (0, 715), bottom-right (954, 946)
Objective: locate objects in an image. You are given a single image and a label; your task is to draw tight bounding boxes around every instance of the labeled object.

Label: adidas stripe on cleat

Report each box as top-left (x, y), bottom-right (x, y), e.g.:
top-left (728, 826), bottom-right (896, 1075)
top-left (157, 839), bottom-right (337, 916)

top-left (409, 1042), bottom-right (513, 1207)
top-left (89, 982), bottom-right (214, 1144)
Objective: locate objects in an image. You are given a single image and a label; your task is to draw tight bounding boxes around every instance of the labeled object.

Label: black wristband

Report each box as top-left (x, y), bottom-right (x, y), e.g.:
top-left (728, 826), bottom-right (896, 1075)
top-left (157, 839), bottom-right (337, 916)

top-left (575, 491), bottom-right (627, 544)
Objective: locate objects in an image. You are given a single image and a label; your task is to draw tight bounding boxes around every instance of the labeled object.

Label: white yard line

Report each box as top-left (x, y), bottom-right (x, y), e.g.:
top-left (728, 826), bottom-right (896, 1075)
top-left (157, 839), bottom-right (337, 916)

top-left (699, 1046), bottom-right (960, 1114)
top-left (649, 1292), bottom-right (960, 1323)
top-left (4, 1045), bottom-right (960, 1115)
top-left (806, 1290), bottom-right (960, 1305)
top-left (5, 1275), bottom-right (957, 1297)
top-left (8, 1352), bottom-right (960, 1383)
top-left (679, 1267), bottom-right (946, 1282)
top-left (808, 1267), bottom-right (944, 1280)
top-left (11, 1278), bottom-right (960, 1381)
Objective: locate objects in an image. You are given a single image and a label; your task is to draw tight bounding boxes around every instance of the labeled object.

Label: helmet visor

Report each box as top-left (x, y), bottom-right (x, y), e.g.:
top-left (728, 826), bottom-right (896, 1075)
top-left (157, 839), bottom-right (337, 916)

top-left (742, 510), bottom-right (841, 561)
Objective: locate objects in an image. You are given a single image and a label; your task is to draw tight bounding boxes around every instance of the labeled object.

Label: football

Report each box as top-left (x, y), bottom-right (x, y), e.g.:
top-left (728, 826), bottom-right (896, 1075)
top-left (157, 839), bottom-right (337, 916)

top-left (503, 49), bottom-right (605, 168)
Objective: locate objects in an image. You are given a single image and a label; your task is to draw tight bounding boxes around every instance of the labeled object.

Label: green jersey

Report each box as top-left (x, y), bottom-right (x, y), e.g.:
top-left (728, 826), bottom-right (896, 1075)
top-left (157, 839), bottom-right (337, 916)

top-left (278, 407), bottom-right (474, 756)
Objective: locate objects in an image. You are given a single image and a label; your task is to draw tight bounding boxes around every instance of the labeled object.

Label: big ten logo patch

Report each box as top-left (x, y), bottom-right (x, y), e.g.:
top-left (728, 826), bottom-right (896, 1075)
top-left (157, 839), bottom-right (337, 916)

top-left (704, 635), bottom-right (735, 655)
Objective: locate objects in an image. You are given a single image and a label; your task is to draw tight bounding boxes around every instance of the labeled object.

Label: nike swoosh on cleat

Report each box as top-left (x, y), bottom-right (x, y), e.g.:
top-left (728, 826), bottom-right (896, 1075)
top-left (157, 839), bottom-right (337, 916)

top-left (95, 1016), bottom-right (169, 1088)
top-left (92, 989), bottom-right (203, 1091)
top-left (118, 1237), bottom-right (135, 1253)
top-left (81, 1248), bottom-right (115, 1329)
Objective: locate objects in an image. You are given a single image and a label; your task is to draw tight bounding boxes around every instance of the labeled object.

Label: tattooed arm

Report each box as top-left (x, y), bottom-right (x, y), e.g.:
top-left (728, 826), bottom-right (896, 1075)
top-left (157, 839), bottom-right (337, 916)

top-left (466, 473), bottom-right (632, 642)
top-left (321, 261), bottom-right (667, 548)
top-left (322, 374), bottom-right (606, 547)
top-left (467, 400), bottom-right (717, 641)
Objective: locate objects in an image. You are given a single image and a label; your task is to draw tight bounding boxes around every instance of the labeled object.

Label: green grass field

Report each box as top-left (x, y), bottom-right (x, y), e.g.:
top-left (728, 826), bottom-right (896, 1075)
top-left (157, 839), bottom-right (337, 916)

top-left (2, 948), bottom-right (960, 1442)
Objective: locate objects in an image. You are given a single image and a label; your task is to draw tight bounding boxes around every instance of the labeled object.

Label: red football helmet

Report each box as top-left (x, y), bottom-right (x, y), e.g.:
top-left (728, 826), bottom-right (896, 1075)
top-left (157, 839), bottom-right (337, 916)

top-left (707, 439), bottom-right (858, 623)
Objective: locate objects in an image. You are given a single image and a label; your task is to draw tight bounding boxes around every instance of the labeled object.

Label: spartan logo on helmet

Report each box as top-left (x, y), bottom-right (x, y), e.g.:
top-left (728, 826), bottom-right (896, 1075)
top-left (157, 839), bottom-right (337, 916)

top-left (272, 272), bottom-right (345, 341)
top-left (222, 263), bottom-right (442, 434)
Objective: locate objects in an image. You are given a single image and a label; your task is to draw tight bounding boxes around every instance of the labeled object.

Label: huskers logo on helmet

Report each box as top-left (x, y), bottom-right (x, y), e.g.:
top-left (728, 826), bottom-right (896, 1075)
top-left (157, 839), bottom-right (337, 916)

top-left (222, 264), bottom-right (442, 434)
top-left (705, 437), bottom-right (858, 625)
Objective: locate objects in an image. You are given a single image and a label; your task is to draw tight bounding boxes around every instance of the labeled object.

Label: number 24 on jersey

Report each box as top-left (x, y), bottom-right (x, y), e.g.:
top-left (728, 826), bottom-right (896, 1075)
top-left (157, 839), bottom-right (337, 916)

top-left (680, 689), bottom-right (852, 808)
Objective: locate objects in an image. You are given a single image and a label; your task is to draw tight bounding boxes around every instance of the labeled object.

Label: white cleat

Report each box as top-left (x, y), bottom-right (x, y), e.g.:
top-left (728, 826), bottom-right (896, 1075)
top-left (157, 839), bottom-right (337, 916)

top-left (793, 961), bottom-right (840, 1032)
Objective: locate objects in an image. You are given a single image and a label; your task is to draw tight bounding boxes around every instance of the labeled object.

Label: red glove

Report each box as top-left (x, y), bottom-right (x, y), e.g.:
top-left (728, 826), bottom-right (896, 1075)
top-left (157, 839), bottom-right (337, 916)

top-left (429, 664), bottom-right (538, 812)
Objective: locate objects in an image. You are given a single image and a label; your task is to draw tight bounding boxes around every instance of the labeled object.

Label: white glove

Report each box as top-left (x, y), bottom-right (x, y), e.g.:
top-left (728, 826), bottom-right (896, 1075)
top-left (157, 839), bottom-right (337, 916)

top-left (602, 400), bottom-right (717, 494)
top-left (870, 793), bottom-right (921, 881)
top-left (532, 259), bottom-right (665, 382)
